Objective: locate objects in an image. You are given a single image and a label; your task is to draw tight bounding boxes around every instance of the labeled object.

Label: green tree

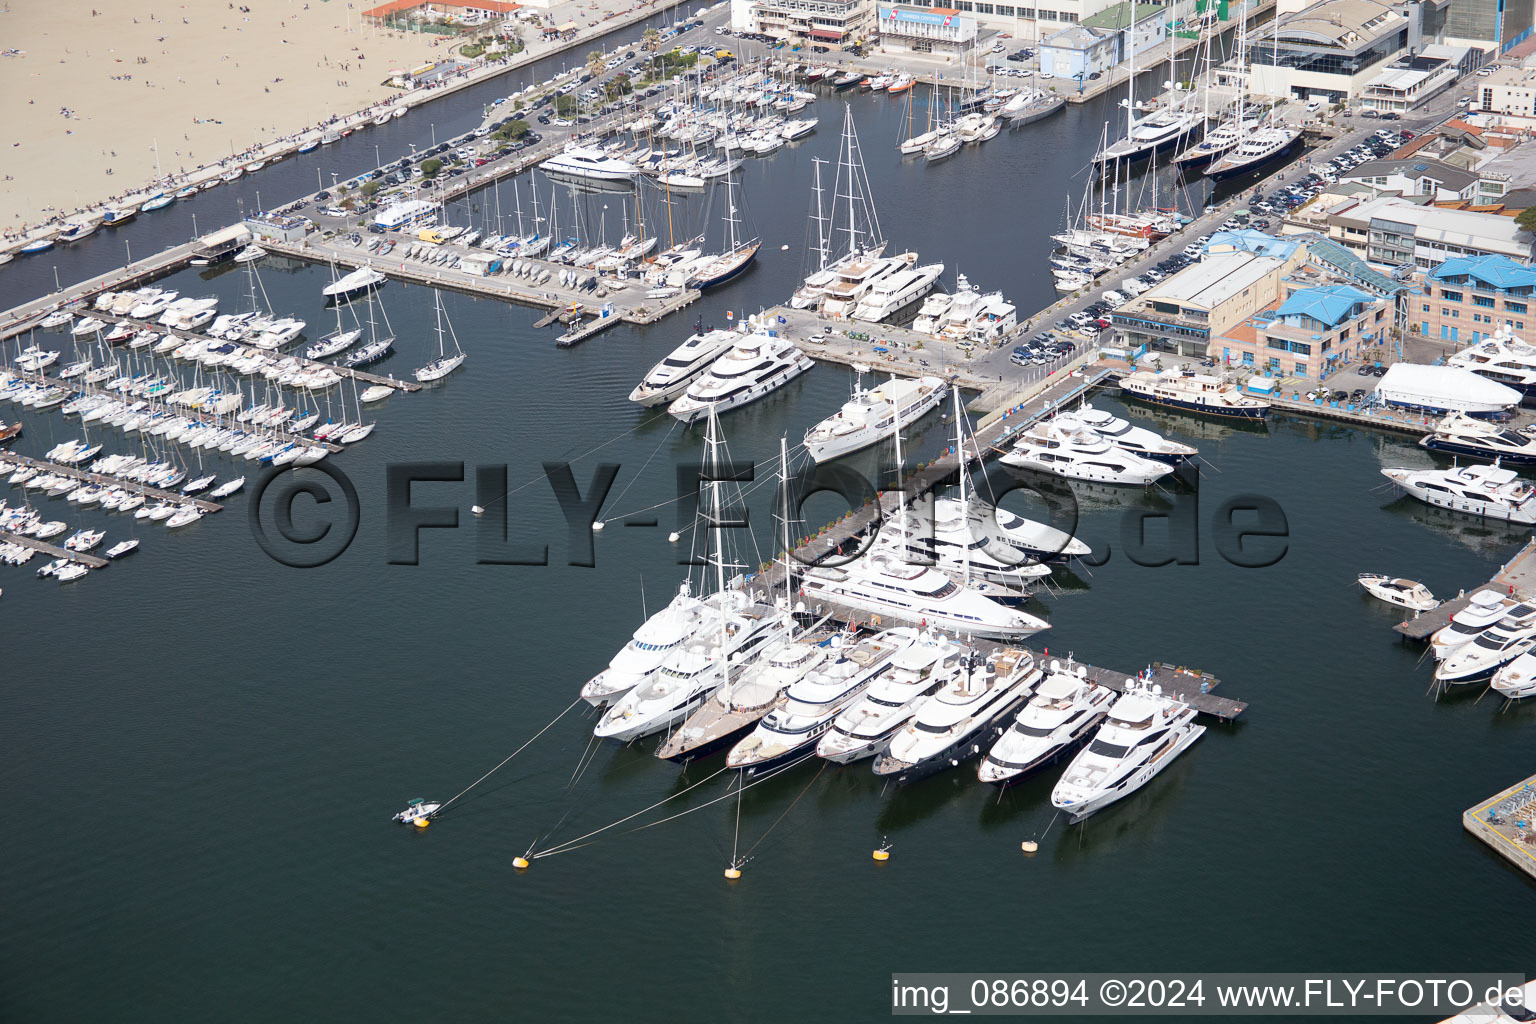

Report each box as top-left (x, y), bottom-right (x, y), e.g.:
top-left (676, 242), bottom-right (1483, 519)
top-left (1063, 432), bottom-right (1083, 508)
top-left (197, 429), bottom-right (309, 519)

top-left (642, 27), bottom-right (660, 52)
top-left (1518, 205), bottom-right (1536, 234)
top-left (421, 158), bottom-right (443, 177)
top-left (361, 180), bottom-right (382, 196)
top-left (586, 49), bottom-right (606, 80)
top-left (496, 119), bottom-right (530, 141)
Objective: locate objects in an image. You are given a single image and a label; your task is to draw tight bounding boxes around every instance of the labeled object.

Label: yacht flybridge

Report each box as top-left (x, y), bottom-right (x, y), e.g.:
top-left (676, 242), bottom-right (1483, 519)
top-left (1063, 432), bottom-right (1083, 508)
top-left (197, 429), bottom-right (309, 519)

top-left (1381, 462), bottom-right (1536, 524)
top-left (666, 325), bottom-right (813, 424)
top-left (978, 659), bottom-right (1115, 785)
top-left (629, 328), bottom-right (737, 406)
top-left (816, 630), bottom-right (966, 765)
top-left (1448, 325), bottom-right (1536, 399)
top-left (539, 144), bottom-right (639, 184)
top-left (803, 371), bottom-right (946, 463)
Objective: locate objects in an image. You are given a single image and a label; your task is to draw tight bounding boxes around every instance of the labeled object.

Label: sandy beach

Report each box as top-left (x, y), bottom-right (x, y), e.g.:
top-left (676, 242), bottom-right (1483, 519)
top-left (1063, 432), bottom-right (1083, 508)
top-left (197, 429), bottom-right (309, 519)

top-left (0, 1), bottom-right (483, 229)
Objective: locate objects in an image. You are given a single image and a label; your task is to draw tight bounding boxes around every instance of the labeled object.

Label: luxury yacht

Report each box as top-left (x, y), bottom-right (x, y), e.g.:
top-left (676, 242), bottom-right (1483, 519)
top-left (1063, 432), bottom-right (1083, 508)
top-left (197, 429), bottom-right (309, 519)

top-left (850, 262), bottom-right (945, 323)
top-left (1060, 405), bottom-right (1197, 464)
top-left (999, 419), bottom-right (1174, 485)
top-left (539, 145), bottom-right (640, 184)
top-left (1381, 463), bottom-right (1536, 524)
top-left (1050, 676), bottom-right (1204, 821)
top-left (791, 246), bottom-right (888, 310)
top-left (803, 373), bottom-right (946, 463)
top-left (580, 581), bottom-right (713, 707)
top-left (667, 332), bottom-right (814, 424)
top-left (886, 494), bottom-right (1090, 566)
top-left (628, 328), bottom-right (737, 406)
top-left (978, 659), bottom-right (1116, 785)
top-left (798, 552), bottom-right (1050, 640)
top-left (1434, 606), bottom-right (1536, 686)
top-left (1431, 591), bottom-right (1523, 660)
top-left (1171, 113), bottom-right (1260, 169)
top-left (1491, 652), bottom-right (1536, 700)
top-left (654, 635), bottom-right (830, 761)
top-left (726, 629), bottom-right (916, 773)
top-left (1448, 326), bottom-right (1536, 397)
top-left (817, 253), bottom-right (917, 319)
top-left (1357, 574), bottom-right (1438, 611)
top-left (1419, 411), bottom-right (1536, 466)
top-left (872, 646), bottom-right (1040, 783)
top-left (593, 601), bottom-right (795, 742)
top-left (1119, 370), bottom-right (1270, 419)
top-left (816, 630), bottom-right (966, 764)
top-left (1096, 105), bottom-right (1204, 167)
top-left (1206, 123), bottom-right (1302, 182)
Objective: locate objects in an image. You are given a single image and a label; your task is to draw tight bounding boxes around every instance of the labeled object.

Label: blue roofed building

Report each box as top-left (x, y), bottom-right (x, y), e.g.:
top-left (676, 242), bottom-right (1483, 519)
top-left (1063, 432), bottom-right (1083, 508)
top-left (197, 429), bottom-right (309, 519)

top-left (1418, 254), bottom-right (1536, 344)
top-left (1216, 281), bottom-right (1390, 378)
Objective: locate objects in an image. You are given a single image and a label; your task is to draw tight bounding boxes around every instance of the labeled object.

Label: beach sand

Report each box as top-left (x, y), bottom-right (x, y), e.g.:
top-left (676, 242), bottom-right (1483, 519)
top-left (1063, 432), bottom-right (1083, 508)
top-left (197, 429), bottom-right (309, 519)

top-left (0, 1), bottom-right (471, 229)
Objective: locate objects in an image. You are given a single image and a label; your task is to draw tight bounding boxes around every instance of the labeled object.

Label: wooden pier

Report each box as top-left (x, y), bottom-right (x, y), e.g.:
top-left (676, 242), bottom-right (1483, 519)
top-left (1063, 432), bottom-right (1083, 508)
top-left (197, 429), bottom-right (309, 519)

top-left (2, 452), bottom-right (224, 513)
top-left (1395, 538), bottom-right (1536, 641)
top-left (1463, 772), bottom-right (1536, 882)
top-left (0, 528), bottom-right (109, 569)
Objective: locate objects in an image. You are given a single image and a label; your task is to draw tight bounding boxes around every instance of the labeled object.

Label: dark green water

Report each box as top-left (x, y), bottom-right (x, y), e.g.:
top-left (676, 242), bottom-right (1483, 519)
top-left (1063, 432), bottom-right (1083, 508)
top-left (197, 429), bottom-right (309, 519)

top-left (4, 75), bottom-right (1534, 1024)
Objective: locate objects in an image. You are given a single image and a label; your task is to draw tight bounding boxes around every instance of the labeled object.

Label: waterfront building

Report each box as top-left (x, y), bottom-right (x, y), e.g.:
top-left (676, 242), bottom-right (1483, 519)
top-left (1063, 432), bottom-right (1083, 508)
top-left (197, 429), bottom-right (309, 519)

top-left (362, 0), bottom-right (522, 25)
top-left (1336, 156), bottom-right (1481, 201)
top-left (1245, 0), bottom-right (1447, 106)
top-left (1215, 281), bottom-right (1388, 377)
top-left (245, 213), bottom-right (309, 244)
top-left (1357, 45), bottom-right (1474, 114)
top-left (731, 0), bottom-right (874, 47)
top-left (1037, 24), bottom-right (1117, 80)
top-left (874, 4), bottom-right (978, 56)
top-left (1320, 195), bottom-right (1532, 268)
top-left (1416, 253), bottom-right (1536, 343)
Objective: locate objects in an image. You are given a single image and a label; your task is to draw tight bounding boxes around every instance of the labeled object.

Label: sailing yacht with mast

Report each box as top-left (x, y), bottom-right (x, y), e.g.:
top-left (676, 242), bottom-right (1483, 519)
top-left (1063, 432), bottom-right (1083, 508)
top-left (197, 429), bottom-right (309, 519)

top-left (1206, 11), bottom-right (1301, 181)
top-left (1095, 26), bottom-right (1203, 169)
top-left (414, 290), bottom-right (466, 382)
top-left (688, 168), bottom-right (760, 289)
top-left (791, 108), bottom-right (888, 309)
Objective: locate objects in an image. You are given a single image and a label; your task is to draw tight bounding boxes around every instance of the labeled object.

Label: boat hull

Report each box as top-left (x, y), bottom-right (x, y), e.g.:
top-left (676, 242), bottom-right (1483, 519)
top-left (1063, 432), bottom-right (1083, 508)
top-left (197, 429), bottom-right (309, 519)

top-left (1420, 436), bottom-right (1536, 466)
top-left (1120, 387), bottom-right (1269, 420)
top-left (871, 702), bottom-right (1028, 784)
top-left (1206, 135), bottom-right (1303, 183)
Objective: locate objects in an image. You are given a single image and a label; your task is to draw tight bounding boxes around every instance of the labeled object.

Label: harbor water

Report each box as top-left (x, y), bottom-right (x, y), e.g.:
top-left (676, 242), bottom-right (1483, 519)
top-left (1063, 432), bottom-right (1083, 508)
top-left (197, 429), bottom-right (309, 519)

top-left (4, 61), bottom-right (1534, 1023)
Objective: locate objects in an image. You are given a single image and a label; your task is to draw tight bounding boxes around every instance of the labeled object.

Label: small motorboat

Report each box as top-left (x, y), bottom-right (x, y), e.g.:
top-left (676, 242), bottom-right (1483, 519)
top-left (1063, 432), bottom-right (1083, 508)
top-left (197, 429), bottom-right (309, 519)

top-left (393, 798), bottom-right (441, 826)
top-left (56, 563), bottom-right (90, 583)
top-left (105, 539), bottom-right (140, 559)
top-left (360, 384), bottom-right (393, 402)
top-left (1357, 573), bottom-right (1438, 612)
top-left (1492, 653), bottom-right (1536, 700)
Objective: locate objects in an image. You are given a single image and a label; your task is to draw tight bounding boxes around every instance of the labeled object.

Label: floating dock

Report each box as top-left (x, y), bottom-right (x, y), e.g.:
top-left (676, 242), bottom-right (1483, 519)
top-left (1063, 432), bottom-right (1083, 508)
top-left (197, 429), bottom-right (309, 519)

top-left (1394, 538), bottom-right (1536, 641)
top-left (0, 528), bottom-right (109, 568)
top-left (2, 452), bottom-right (224, 513)
top-left (1463, 772), bottom-right (1536, 882)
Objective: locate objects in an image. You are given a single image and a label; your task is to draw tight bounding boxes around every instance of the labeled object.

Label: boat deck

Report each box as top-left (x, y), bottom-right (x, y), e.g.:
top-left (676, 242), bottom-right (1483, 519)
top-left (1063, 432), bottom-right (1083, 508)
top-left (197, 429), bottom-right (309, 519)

top-left (1463, 771), bottom-right (1536, 882)
top-left (3, 452), bottom-right (224, 513)
top-left (0, 528), bottom-right (109, 568)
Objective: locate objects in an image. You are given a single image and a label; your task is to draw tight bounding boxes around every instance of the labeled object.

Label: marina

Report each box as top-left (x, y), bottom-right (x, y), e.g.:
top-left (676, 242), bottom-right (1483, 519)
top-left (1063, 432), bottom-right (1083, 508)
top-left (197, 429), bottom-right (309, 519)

top-left (5, 1), bottom-right (1536, 1019)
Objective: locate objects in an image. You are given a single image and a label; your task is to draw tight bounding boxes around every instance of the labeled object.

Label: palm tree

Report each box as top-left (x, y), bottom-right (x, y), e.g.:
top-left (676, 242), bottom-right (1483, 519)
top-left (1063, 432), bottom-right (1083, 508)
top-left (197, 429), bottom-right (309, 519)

top-left (642, 27), bottom-right (661, 52)
top-left (586, 49), bottom-right (606, 81)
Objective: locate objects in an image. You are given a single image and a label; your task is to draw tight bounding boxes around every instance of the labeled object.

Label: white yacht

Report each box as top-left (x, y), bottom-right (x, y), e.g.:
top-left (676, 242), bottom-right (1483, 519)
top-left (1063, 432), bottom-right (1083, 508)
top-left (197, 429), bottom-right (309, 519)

top-left (882, 494), bottom-right (1089, 571)
top-left (667, 332), bottom-right (814, 424)
top-left (580, 580), bottom-right (712, 707)
top-left (872, 646), bottom-right (1041, 783)
top-left (1206, 122), bottom-right (1302, 182)
top-left (1050, 676), bottom-right (1205, 821)
top-left (654, 635), bottom-right (831, 761)
top-left (803, 373), bottom-right (946, 463)
top-left (816, 630), bottom-right (965, 764)
top-left (1061, 405), bottom-right (1197, 464)
top-left (791, 247), bottom-right (886, 309)
top-left (726, 629), bottom-right (916, 773)
top-left (1430, 590), bottom-right (1518, 661)
top-left (1448, 326), bottom-right (1536, 399)
top-left (628, 328), bottom-right (737, 406)
top-left (798, 551), bottom-right (1050, 640)
top-left (818, 254), bottom-right (917, 319)
top-left (999, 419), bottom-right (1173, 485)
top-left (978, 660), bottom-right (1116, 785)
top-left (593, 602), bottom-right (796, 742)
top-left (1356, 574), bottom-right (1438, 612)
top-left (924, 273), bottom-right (1018, 343)
top-left (414, 289), bottom-right (466, 383)
top-left (1434, 606), bottom-right (1536, 686)
top-left (1491, 652), bottom-right (1536, 700)
top-left (1119, 370), bottom-right (1270, 420)
top-left (322, 265), bottom-right (386, 301)
top-left (850, 262), bottom-right (944, 323)
top-left (1381, 463), bottom-right (1536, 524)
top-left (539, 145), bottom-right (639, 183)
top-left (1096, 105), bottom-right (1204, 167)
top-left (1419, 411), bottom-right (1536, 466)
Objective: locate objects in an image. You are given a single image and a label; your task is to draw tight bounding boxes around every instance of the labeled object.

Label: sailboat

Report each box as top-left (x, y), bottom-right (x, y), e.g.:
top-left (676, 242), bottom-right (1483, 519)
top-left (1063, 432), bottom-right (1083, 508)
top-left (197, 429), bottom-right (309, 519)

top-left (687, 169), bottom-right (759, 290)
top-left (1094, 22), bottom-right (1203, 170)
top-left (306, 262), bottom-right (365, 359)
top-left (1206, 12), bottom-right (1301, 181)
top-left (790, 107), bottom-right (888, 309)
top-left (898, 86), bottom-right (937, 155)
top-left (414, 290), bottom-right (466, 382)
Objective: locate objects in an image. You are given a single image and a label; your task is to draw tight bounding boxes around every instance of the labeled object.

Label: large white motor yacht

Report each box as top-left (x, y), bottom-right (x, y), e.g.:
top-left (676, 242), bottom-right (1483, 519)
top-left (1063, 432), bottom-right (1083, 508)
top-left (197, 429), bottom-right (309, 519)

top-left (803, 374), bottom-right (946, 463)
top-left (851, 262), bottom-right (944, 323)
top-left (1060, 405), bottom-right (1198, 464)
top-left (999, 419), bottom-right (1174, 485)
top-left (1429, 590), bottom-right (1519, 661)
top-left (1381, 463), bottom-right (1536, 524)
top-left (539, 145), bottom-right (639, 183)
top-left (1434, 605), bottom-right (1536, 686)
top-left (667, 332), bottom-right (814, 424)
top-left (816, 630), bottom-right (966, 764)
top-left (1050, 676), bottom-right (1204, 821)
top-left (629, 328), bottom-right (737, 406)
top-left (726, 629), bottom-right (916, 773)
top-left (580, 581), bottom-right (713, 707)
top-left (977, 659), bottom-right (1115, 785)
top-left (872, 646), bottom-right (1041, 783)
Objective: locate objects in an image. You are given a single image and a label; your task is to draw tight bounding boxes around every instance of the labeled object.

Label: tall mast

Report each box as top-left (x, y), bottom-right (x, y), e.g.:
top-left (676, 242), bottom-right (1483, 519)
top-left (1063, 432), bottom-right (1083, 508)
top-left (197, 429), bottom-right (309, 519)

top-left (811, 156), bottom-right (829, 271)
top-left (953, 385), bottom-right (970, 588)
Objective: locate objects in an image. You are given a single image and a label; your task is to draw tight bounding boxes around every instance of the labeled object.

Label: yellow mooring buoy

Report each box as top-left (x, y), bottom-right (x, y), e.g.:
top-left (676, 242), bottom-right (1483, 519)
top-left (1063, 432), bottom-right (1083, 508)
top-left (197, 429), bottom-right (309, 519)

top-left (724, 867), bottom-right (742, 880)
top-left (414, 818), bottom-right (430, 829)
top-left (872, 848), bottom-right (890, 861)
top-left (513, 856), bottom-right (531, 870)
top-left (1021, 840), bottom-right (1039, 854)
